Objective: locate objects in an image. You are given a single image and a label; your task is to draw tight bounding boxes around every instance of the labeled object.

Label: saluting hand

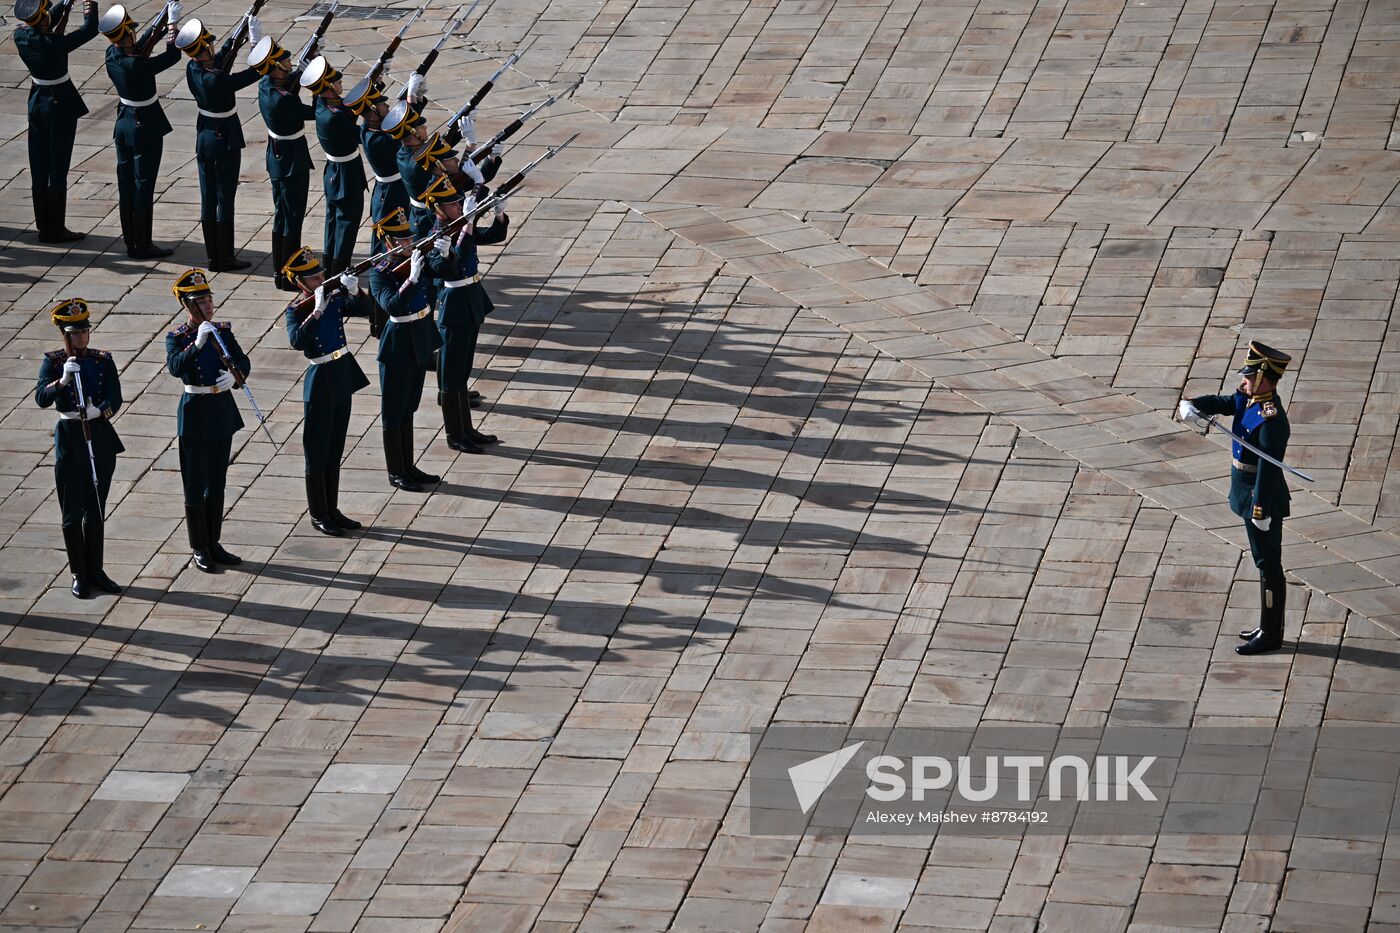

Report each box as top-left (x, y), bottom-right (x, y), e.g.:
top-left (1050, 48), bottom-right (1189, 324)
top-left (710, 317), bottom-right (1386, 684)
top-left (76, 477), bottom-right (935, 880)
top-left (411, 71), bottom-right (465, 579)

top-left (60, 358), bottom-right (81, 386)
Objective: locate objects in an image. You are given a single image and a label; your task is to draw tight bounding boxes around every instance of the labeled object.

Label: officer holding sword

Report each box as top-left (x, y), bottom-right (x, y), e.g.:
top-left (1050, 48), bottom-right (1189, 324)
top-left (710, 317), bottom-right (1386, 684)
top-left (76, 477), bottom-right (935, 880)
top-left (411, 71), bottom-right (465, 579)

top-left (1178, 341), bottom-right (1294, 655)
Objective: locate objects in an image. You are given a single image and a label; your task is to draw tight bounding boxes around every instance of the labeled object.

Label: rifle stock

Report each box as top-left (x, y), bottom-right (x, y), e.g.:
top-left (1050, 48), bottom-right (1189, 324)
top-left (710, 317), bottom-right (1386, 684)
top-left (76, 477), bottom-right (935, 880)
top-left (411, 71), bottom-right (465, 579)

top-left (216, 0), bottom-right (266, 73)
top-left (134, 1), bottom-right (172, 57)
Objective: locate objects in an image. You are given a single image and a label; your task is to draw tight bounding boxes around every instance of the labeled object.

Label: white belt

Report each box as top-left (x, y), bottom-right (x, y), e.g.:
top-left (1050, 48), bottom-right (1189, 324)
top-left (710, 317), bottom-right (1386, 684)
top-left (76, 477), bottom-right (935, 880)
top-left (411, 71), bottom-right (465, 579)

top-left (409, 198), bottom-right (427, 209)
top-left (324, 151), bottom-right (359, 163)
top-left (32, 73), bottom-right (71, 86)
top-left (199, 106), bottom-right (236, 119)
top-left (1232, 458), bottom-right (1258, 474)
top-left (119, 94), bottom-right (158, 108)
top-left (267, 128), bottom-right (305, 141)
top-left (443, 273), bottom-right (483, 289)
top-left (183, 384), bottom-right (225, 394)
top-left (387, 307), bottom-right (430, 324)
top-left (371, 170), bottom-right (401, 183)
top-left (310, 346), bottom-right (350, 365)
top-left (57, 410), bottom-right (93, 420)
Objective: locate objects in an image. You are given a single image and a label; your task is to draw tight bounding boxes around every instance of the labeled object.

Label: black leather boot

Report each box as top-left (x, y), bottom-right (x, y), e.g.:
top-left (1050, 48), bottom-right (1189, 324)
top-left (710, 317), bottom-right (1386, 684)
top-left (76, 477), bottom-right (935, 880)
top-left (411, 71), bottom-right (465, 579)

top-left (47, 187), bottom-right (85, 243)
top-left (205, 494), bottom-right (241, 565)
top-left (306, 472), bottom-right (344, 536)
top-left (461, 389), bottom-right (498, 446)
top-left (127, 205), bottom-right (171, 259)
top-left (1237, 578), bottom-right (1285, 655)
top-left (219, 221), bottom-right (252, 271)
top-left (442, 391), bottom-right (482, 453)
top-left (201, 218), bottom-right (221, 269)
top-left (186, 504), bottom-right (216, 573)
top-left (62, 524), bottom-right (90, 598)
top-left (325, 464), bottom-right (361, 530)
top-left (401, 417), bottom-right (440, 484)
top-left (121, 201), bottom-right (137, 255)
top-left (32, 186), bottom-right (51, 242)
top-left (385, 425), bottom-right (421, 491)
top-left (84, 517), bottom-right (122, 594)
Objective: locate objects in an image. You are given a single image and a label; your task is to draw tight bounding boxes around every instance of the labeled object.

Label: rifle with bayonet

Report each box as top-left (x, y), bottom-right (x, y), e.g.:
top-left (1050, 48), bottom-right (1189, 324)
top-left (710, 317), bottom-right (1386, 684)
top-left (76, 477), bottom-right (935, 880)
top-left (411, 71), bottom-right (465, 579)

top-left (397, 0), bottom-right (477, 100)
top-left (60, 331), bottom-right (104, 518)
top-left (463, 78), bottom-right (581, 164)
top-left (289, 136), bottom-right (574, 320)
top-left (294, 0), bottom-right (337, 68)
top-left (364, 0), bottom-right (425, 89)
top-left (216, 0), bottom-right (266, 73)
top-left (134, 0), bottom-right (174, 56)
top-left (441, 41), bottom-right (531, 146)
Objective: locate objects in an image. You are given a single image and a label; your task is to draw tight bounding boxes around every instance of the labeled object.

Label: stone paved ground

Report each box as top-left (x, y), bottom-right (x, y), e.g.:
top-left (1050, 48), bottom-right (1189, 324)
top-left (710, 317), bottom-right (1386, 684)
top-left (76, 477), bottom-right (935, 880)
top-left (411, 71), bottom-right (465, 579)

top-left (3, 0), bottom-right (1400, 929)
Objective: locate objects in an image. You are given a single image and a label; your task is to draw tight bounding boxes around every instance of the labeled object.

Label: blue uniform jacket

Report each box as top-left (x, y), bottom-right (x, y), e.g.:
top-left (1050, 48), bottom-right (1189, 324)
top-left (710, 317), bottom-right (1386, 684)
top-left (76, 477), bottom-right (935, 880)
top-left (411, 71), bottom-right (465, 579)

top-left (369, 263), bottom-right (441, 368)
top-left (314, 97), bottom-right (366, 200)
top-left (36, 349), bottom-right (126, 473)
top-left (285, 291), bottom-right (371, 403)
top-left (106, 42), bottom-right (182, 146)
top-left (185, 44), bottom-right (260, 158)
top-left (258, 75), bottom-right (315, 178)
top-left (16, 8), bottom-right (99, 121)
top-left (1190, 390), bottom-right (1292, 521)
top-left (166, 321), bottom-right (250, 440)
top-left (425, 214), bottom-right (507, 325)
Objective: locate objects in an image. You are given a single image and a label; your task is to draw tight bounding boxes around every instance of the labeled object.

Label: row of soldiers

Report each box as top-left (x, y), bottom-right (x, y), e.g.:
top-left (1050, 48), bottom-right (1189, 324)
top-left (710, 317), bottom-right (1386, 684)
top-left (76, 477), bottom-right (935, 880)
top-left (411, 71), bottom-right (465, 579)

top-left (15, 0), bottom-right (524, 281)
top-left (26, 0), bottom-right (576, 594)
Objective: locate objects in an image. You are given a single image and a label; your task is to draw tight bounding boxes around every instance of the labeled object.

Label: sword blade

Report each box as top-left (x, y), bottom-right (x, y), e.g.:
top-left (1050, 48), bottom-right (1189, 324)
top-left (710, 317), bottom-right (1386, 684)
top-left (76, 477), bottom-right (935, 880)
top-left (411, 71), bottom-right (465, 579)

top-left (1202, 415), bottom-right (1315, 483)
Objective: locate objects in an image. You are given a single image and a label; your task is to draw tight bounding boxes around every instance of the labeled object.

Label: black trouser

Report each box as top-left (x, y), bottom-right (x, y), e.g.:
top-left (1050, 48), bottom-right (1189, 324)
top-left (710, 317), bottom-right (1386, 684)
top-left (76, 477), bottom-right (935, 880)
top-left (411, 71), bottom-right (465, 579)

top-left (378, 361), bottom-right (427, 430)
top-left (29, 112), bottom-right (76, 188)
top-left (1244, 516), bottom-right (1283, 586)
top-left (178, 435), bottom-right (233, 506)
top-left (116, 140), bottom-right (162, 246)
top-left (57, 454), bottom-right (115, 529)
top-left (197, 150), bottom-right (240, 224)
top-left (324, 190), bottom-right (363, 266)
top-left (271, 174), bottom-right (309, 243)
top-left (303, 393), bottom-right (352, 473)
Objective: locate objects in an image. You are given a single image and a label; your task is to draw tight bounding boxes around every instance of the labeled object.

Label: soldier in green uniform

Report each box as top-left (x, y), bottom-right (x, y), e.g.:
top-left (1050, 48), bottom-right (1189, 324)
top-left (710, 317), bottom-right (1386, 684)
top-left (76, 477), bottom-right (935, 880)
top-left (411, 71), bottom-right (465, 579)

top-left (176, 16), bottom-right (261, 271)
top-left (300, 56), bottom-right (365, 277)
top-left (15, 0), bottom-right (99, 243)
top-left (419, 174), bottom-right (507, 454)
top-left (346, 77), bottom-right (404, 257)
top-left (367, 208), bottom-right (441, 492)
top-left (1180, 341), bottom-right (1294, 655)
top-left (100, 2), bottom-right (181, 259)
top-left (283, 246), bottom-right (371, 535)
top-left (250, 35), bottom-right (315, 291)
top-left (168, 269), bottom-right (251, 572)
top-left (36, 299), bottom-right (124, 598)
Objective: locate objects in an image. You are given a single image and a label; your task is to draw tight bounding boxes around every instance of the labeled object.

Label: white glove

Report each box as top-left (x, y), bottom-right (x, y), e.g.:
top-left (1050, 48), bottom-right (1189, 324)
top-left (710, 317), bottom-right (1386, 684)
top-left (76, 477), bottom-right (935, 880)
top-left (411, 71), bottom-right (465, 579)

top-left (406, 72), bottom-right (425, 103)
top-left (490, 143), bottom-right (501, 159)
top-left (494, 196), bottom-right (506, 218)
top-left (1176, 399), bottom-right (1197, 422)
top-left (195, 321), bottom-right (217, 348)
top-left (341, 271), bottom-right (358, 294)
top-left (214, 370), bottom-right (237, 392)
top-left (408, 249), bottom-right (425, 284)
top-left (461, 158), bottom-right (483, 185)
top-left (380, 60), bottom-right (391, 80)
top-left (1252, 515), bottom-right (1271, 532)
top-left (463, 194), bottom-right (477, 216)
top-left (168, 1), bottom-right (181, 21)
top-left (84, 402), bottom-right (102, 419)
top-left (433, 236), bottom-right (451, 258)
top-left (457, 113), bottom-right (476, 144)
top-left (59, 358), bottom-right (80, 385)
top-left (311, 285), bottom-right (328, 318)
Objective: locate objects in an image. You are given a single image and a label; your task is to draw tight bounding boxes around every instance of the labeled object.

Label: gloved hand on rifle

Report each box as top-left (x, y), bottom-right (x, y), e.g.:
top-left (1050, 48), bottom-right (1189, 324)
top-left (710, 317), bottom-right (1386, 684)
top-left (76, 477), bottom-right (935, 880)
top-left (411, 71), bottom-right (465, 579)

top-left (461, 158), bottom-right (483, 185)
top-left (1176, 399), bottom-right (1198, 422)
top-left (169, 1), bottom-right (182, 20)
top-left (457, 113), bottom-right (476, 144)
top-left (215, 370), bottom-right (237, 392)
top-left (341, 271), bottom-right (359, 294)
top-left (195, 321), bottom-right (217, 348)
top-left (248, 14), bottom-right (263, 43)
top-left (494, 196), bottom-right (507, 220)
top-left (406, 72), bottom-right (426, 104)
top-left (84, 401), bottom-right (102, 419)
top-left (309, 285), bottom-right (328, 320)
top-left (60, 358), bottom-right (81, 386)
top-left (408, 249), bottom-right (425, 284)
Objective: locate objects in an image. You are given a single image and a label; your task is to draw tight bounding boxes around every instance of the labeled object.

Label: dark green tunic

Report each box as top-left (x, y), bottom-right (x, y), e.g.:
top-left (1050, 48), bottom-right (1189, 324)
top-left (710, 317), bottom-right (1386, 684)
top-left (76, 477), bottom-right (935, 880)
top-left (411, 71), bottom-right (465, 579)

top-left (286, 291), bottom-right (370, 471)
top-left (314, 96), bottom-right (366, 261)
top-left (259, 75), bottom-right (314, 240)
top-left (186, 48), bottom-right (261, 223)
top-left (16, 7), bottom-right (99, 187)
top-left (362, 125), bottom-right (406, 254)
top-left (36, 349), bottom-right (124, 527)
top-left (106, 42), bottom-right (182, 220)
